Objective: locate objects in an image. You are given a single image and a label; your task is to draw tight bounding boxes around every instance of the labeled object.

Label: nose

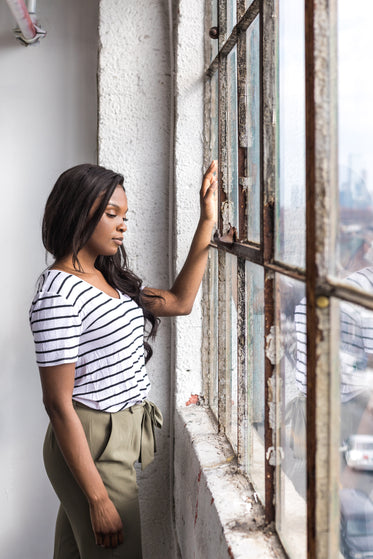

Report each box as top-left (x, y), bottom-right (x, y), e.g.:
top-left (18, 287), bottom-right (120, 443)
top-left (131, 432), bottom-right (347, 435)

top-left (118, 220), bottom-right (127, 233)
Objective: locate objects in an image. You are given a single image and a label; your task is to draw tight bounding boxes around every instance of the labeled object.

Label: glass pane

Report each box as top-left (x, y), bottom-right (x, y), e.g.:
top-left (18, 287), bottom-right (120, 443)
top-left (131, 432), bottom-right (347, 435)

top-left (225, 252), bottom-right (238, 451)
top-left (210, 71), bottom-right (219, 162)
top-left (276, 274), bottom-right (306, 559)
top-left (335, 2), bottom-right (373, 280)
top-left (208, 249), bottom-right (219, 418)
top-left (246, 16), bottom-right (260, 243)
top-left (337, 300), bottom-right (373, 558)
top-left (226, 46), bottom-right (239, 232)
top-left (227, 0), bottom-right (237, 37)
top-left (275, 0), bottom-right (305, 268)
top-left (210, 0), bottom-right (218, 62)
top-left (246, 261), bottom-right (265, 501)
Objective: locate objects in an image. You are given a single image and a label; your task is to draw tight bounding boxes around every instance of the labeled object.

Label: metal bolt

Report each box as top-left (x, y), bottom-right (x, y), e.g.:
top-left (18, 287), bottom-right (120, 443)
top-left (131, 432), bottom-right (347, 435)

top-left (316, 296), bottom-right (329, 309)
top-left (209, 26), bottom-right (219, 40)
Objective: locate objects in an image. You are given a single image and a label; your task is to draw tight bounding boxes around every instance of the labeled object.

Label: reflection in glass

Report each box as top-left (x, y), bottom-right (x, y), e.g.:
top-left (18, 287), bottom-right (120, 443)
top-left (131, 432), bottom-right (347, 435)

top-left (246, 16), bottom-right (260, 243)
top-left (337, 296), bottom-right (373, 558)
top-left (225, 253), bottom-right (238, 451)
top-left (275, 0), bottom-right (305, 268)
top-left (246, 261), bottom-right (265, 501)
top-left (208, 249), bottom-right (219, 418)
top-left (276, 274), bottom-right (306, 558)
top-left (227, 0), bottom-right (236, 37)
top-left (226, 47), bottom-right (239, 232)
top-left (335, 2), bottom-right (373, 279)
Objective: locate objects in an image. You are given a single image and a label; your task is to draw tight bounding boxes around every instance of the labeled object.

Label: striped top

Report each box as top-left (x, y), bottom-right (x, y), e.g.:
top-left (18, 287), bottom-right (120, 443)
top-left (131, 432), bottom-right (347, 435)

top-left (29, 269), bottom-right (150, 412)
top-left (294, 267), bottom-right (373, 402)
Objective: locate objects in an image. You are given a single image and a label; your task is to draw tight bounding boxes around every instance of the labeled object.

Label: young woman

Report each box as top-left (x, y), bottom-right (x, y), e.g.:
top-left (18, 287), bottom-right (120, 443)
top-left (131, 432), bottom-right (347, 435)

top-left (29, 161), bottom-right (217, 559)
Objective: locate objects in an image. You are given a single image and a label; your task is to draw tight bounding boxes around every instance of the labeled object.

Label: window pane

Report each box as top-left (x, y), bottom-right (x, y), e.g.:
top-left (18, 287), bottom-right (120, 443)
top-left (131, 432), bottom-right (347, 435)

top-left (336, 299), bottom-right (373, 558)
top-left (210, 71), bottom-right (219, 162)
top-left (208, 249), bottom-right (219, 418)
top-left (225, 252), bottom-right (238, 451)
top-left (276, 275), bottom-right (306, 558)
top-left (225, 46), bottom-right (239, 231)
top-left (210, 0), bottom-right (218, 62)
top-left (227, 0), bottom-right (237, 37)
top-left (246, 16), bottom-right (260, 243)
top-left (275, 0), bottom-right (305, 268)
top-left (335, 2), bottom-right (373, 279)
top-left (246, 261), bottom-right (265, 501)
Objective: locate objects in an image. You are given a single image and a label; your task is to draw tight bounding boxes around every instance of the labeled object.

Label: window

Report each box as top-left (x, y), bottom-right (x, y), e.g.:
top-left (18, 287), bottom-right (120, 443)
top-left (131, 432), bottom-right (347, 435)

top-left (203, 1), bottom-right (373, 558)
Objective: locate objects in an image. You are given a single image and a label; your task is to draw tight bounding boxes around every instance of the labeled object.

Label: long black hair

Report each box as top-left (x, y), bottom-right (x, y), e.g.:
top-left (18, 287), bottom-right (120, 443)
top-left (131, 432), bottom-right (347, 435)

top-left (42, 163), bottom-right (160, 362)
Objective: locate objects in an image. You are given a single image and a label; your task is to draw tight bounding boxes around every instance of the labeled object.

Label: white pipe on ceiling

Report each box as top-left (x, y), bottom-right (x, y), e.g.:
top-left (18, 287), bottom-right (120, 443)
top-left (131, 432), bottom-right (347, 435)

top-left (5, 0), bottom-right (46, 46)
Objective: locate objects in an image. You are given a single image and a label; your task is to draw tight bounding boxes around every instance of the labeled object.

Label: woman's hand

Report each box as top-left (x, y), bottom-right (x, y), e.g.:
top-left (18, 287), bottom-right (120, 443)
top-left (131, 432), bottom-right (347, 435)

top-left (200, 160), bottom-right (218, 224)
top-left (40, 363), bottom-right (124, 550)
top-left (89, 496), bottom-right (124, 548)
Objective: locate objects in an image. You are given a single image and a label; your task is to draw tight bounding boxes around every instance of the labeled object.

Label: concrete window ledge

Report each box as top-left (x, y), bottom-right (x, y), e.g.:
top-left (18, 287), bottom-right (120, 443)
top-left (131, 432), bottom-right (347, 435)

top-left (174, 405), bottom-right (286, 559)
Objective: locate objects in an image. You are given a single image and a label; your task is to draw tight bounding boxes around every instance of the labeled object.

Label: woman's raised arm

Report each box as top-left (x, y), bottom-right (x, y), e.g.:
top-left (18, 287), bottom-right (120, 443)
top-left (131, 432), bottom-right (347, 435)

top-left (143, 160), bottom-right (218, 317)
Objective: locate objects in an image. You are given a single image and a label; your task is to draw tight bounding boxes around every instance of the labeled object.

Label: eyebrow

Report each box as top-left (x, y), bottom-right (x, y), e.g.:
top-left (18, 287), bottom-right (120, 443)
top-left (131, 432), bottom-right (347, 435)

top-left (107, 202), bottom-right (127, 212)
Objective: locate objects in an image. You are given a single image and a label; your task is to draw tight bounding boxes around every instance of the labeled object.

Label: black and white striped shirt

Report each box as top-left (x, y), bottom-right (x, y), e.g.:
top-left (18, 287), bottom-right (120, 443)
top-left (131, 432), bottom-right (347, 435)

top-left (29, 269), bottom-right (150, 412)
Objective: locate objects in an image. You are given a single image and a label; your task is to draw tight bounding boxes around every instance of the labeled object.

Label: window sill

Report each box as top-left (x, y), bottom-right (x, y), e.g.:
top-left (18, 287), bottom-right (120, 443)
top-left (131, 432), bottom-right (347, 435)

top-left (173, 404), bottom-right (286, 559)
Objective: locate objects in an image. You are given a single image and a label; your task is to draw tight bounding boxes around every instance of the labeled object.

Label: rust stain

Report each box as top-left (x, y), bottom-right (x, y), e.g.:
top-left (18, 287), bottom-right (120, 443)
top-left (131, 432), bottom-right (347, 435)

top-left (194, 498), bottom-right (199, 526)
top-left (197, 469), bottom-right (202, 483)
top-left (186, 394), bottom-right (200, 406)
top-left (211, 497), bottom-right (214, 505)
top-left (227, 546), bottom-right (234, 558)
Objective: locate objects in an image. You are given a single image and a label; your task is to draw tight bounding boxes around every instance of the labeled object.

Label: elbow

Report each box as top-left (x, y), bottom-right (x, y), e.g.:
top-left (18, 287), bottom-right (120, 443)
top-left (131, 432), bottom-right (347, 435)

top-left (43, 395), bottom-right (71, 422)
top-left (179, 303), bottom-right (193, 316)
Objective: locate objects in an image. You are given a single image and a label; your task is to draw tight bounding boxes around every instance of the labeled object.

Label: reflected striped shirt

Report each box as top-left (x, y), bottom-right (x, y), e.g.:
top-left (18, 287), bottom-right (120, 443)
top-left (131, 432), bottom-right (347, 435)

top-left (294, 267), bottom-right (373, 402)
top-left (29, 269), bottom-right (150, 412)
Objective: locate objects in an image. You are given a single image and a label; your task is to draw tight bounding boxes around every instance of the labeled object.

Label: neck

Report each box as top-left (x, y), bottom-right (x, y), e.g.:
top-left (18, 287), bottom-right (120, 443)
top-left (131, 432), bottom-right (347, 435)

top-left (54, 252), bottom-right (98, 276)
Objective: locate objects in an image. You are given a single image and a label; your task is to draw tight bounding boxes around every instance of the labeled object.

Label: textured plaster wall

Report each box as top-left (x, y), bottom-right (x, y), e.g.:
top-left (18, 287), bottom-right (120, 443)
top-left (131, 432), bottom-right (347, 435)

top-left (0, 1), bottom-right (98, 558)
top-left (173, 0), bottom-right (205, 408)
top-left (98, 1), bottom-right (176, 557)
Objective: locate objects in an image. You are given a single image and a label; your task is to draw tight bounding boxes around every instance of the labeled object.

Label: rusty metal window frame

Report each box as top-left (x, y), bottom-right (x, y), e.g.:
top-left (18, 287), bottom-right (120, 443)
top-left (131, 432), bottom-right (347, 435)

top-left (203, 0), bottom-right (373, 557)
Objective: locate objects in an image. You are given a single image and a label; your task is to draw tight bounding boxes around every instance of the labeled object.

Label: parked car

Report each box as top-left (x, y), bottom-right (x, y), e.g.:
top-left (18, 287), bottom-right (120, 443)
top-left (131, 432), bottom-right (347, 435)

top-left (340, 489), bottom-right (373, 558)
top-left (343, 435), bottom-right (373, 471)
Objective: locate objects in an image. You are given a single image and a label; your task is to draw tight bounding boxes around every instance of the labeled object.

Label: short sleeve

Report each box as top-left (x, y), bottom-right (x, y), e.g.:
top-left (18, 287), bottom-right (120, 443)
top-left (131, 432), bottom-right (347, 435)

top-left (29, 292), bottom-right (82, 367)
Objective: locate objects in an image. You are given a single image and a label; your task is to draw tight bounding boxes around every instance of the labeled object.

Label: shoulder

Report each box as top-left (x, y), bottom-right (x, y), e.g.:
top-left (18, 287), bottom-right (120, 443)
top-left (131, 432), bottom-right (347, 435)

top-left (29, 270), bottom-right (85, 326)
top-left (345, 267), bottom-right (373, 292)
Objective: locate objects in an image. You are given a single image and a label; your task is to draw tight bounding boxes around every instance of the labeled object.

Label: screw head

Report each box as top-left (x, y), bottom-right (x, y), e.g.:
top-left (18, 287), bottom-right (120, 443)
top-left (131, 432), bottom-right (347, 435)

top-left (209, 26), bottom-right (219, 40)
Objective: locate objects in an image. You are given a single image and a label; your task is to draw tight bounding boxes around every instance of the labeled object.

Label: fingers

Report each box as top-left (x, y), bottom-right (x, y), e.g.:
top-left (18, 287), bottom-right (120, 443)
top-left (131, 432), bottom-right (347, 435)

top-left (95, 530), bottom-right (123, 549)
top-left (201, 160), bottom-right (218, 197)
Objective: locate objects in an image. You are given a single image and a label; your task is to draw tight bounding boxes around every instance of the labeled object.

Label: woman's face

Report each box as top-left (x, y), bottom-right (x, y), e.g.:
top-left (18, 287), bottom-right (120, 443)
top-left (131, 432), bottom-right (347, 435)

top-left (84, 185), bottom-right (128, 257)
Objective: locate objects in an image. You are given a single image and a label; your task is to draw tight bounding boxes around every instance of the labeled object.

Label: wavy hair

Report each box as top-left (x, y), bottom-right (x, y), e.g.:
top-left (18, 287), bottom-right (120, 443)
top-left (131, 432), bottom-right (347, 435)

top-left (42, 163), bottom-right (160, 362)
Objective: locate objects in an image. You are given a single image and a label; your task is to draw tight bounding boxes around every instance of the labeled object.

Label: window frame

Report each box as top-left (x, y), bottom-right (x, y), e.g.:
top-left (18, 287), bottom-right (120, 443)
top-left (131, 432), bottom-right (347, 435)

top-left (203, 1), bottom-right (373, 557)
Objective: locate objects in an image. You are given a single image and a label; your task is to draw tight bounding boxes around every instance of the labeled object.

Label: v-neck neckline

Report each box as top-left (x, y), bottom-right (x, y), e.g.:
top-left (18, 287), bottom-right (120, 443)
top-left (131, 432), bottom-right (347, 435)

top-left (48, 268), bottom-right (122, 300)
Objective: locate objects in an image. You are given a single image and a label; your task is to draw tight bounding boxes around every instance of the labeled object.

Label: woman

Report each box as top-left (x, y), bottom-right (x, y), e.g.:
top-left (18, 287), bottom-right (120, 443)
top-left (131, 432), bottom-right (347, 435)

top-left (29, 161), bottom-right (217, 559)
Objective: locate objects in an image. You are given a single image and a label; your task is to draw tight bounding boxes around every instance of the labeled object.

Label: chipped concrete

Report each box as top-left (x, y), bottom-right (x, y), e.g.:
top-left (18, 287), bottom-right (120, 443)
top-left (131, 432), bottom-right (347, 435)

top-left (175, 405), bottom-right (286, 559)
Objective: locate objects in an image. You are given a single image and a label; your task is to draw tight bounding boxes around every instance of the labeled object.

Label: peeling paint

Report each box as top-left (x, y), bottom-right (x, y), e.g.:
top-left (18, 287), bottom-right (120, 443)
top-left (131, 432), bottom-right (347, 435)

top-left (267, 375), bottom-right (276, 430)
top-left (221, 199), bottom-right (234, 231)
top-left (265, 325), bottom-right (276, 365)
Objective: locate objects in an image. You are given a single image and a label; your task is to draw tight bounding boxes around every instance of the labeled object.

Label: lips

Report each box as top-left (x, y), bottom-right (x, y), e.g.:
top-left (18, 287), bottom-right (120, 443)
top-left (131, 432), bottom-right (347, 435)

top-left (112, 238), bottom-right (123, 245)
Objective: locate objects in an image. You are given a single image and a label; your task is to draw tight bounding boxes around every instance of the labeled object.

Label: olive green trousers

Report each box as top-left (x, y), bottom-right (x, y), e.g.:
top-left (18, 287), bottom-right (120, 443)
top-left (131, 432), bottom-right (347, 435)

top-left (43, 400), bottom-right (163, 559)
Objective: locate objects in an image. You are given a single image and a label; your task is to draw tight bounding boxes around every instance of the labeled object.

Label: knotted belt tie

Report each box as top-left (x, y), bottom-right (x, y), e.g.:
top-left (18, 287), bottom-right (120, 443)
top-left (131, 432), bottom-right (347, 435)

top-left (139, 400), bottom-right (163, 470)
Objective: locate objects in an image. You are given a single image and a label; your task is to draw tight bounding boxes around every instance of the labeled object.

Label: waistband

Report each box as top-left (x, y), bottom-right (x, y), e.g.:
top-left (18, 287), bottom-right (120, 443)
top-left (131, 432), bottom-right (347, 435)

top-left (73, 399), bottom-right (163, 470)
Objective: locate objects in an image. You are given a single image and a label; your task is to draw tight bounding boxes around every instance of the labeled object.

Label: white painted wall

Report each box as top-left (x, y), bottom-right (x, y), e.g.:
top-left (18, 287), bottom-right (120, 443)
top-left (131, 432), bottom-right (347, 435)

top-left (98, 1), bottom-right (177, 557)
top-left (0, 1), bottom-right (98, 557)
